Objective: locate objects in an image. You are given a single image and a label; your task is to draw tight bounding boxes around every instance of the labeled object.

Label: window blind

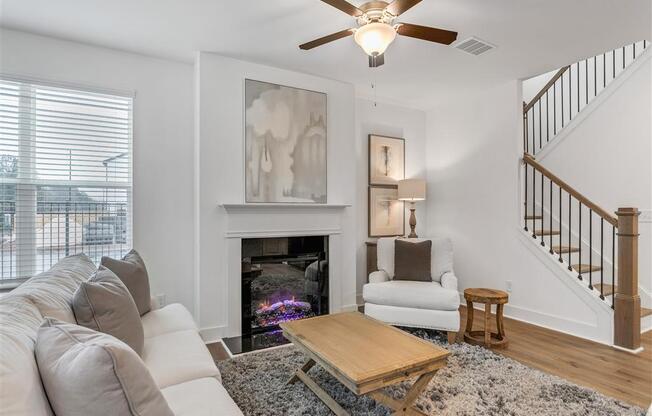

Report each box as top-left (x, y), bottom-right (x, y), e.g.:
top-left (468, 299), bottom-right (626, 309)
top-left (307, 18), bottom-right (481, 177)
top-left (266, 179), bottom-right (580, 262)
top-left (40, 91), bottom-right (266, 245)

top-left (0, 77), bottom-right (133, 284)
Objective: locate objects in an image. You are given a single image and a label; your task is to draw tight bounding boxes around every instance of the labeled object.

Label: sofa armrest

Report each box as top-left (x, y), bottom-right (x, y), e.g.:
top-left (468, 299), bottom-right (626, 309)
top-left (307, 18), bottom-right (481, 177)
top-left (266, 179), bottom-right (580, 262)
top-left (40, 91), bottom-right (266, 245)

top-left (368, 270), bottom-right (390, 284)
top-left (440, 271), bottom-right (458, 291)
top-left (150, 295), bottom-right (161, 311)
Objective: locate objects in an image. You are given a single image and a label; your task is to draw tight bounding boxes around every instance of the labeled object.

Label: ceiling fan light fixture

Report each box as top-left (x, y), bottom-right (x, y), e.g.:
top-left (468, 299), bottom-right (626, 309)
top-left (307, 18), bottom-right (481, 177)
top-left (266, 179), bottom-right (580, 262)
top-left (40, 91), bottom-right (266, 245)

top-left (353, 22), bottom-right (397, 56)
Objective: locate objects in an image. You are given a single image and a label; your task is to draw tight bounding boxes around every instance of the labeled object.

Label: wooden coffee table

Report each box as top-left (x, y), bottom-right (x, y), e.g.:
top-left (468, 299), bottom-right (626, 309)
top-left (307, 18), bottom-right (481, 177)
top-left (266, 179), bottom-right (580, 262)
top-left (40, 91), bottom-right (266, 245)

top-left (280, 312), bottom-right (449, 416)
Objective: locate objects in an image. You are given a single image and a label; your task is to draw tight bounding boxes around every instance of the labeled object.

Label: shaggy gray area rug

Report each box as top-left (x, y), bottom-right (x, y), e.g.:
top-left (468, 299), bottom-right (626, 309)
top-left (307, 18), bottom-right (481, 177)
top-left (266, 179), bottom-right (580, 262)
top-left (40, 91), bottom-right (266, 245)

top-left (216, 328), bottom-right (644, 416)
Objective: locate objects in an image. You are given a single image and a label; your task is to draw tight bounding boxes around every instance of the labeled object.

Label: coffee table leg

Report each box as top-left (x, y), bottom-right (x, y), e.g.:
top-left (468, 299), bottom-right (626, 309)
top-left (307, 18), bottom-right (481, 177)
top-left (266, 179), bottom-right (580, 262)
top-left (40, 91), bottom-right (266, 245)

top-left (287, 358), bottom-right (315, 385)
top-left (368, 370), bottom-right (437, 416)
top-left (291, 365), bottom-right (350, 416)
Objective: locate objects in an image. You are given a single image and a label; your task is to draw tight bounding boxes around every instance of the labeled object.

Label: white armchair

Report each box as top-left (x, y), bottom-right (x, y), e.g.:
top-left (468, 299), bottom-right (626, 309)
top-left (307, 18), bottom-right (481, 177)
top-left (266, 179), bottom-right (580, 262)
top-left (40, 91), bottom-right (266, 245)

top-left (362, 237), bottom-right (461, 343)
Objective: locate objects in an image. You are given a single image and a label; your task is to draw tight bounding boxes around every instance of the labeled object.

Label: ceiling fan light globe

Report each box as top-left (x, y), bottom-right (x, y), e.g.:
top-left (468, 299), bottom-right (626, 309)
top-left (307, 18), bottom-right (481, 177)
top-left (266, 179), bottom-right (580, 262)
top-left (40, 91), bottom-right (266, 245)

top-left (354, 22), bottom-right (396, 56)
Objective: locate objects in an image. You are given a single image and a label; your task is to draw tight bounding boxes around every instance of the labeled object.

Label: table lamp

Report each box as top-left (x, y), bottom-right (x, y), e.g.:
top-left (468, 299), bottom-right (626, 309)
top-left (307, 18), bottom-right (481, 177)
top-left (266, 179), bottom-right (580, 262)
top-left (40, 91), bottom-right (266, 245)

top-left (398, 179), bottom-right (426, 238)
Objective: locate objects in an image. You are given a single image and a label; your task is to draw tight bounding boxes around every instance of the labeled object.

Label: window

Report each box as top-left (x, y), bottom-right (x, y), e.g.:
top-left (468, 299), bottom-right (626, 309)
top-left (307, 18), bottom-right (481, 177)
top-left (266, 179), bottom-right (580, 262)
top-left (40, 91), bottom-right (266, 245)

top-left (0, 77), bottom-right (132, 285)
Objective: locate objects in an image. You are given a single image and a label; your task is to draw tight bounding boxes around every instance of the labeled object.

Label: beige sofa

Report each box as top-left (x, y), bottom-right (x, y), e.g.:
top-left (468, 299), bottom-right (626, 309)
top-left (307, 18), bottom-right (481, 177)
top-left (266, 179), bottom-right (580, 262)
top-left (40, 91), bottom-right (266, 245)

top-left (0, 254), bottom-right (242, 416)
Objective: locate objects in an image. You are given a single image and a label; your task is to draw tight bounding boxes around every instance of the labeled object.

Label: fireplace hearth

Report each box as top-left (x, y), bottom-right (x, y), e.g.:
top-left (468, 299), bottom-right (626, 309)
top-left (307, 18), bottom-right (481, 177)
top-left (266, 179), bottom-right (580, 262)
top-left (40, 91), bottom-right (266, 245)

top-left (222, 236), bottom-right (329, 354)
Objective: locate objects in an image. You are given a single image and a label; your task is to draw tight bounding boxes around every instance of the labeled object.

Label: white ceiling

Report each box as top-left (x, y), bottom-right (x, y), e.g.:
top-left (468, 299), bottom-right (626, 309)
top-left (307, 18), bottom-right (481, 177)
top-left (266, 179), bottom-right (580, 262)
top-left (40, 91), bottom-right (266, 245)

top-left (1, 0), bottom-right (649, 109)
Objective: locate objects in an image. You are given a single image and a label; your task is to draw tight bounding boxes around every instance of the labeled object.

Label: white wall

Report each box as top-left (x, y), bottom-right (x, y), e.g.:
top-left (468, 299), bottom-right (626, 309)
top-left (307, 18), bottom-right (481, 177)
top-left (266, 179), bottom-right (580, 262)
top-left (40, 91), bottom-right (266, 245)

top-left (536, 51), bottom-right (652, 304)
top-left (354, 99), bottom-right (427, 302)
top-left (195, 52), bottom-right (358, 338)
top-left (0, 29), bottom-right (196, 311)
top-left (425, 81), bottom-right (613, 343)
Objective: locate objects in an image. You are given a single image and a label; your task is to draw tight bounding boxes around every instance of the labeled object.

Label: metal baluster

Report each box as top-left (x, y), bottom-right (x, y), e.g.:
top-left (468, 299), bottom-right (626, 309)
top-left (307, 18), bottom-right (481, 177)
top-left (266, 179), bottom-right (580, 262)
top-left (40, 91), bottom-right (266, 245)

top-left (622, 46), bottom-right (625, 69)
top-left (553, 82), bottom-right (557, 135)
top-left (549, 178), bottom-right (553, 253)
top-left (523, 112), bottom-right (528, 153)
top-left (532, 165), bottom-right (536, 238)
top-left (603, 53), bottom-right (606, 88)
top-left (558, 188), bottom-right (563, 263)
top-left (589, 209), bottom-right (593, 290)
top-left (612, 225), bottom-right (615, 309)
top-left (585, 59), bottom-right (589, 105)
top-left (633, 42), bottom-right (636, 59)
top-left (594, 56), bottom-right (597, 98)
top-left (567, 194), bottom-right (572, 270)
top-left (576, 62), bottom-right (580, 113)
top-left (540, 171), bottom-right (544, 246)
top-left (600, 218), bottom-right (604, 300)
top-left (612, 49), bottom-right (616, 81)
top-left (531, 108), bottom-right (535, 156)
top-left (545, 90), bottom-right (549, 142)
top-left (578, 202), bottom-right (582, 280)
top-left (524, 163), bottom-right (529, 231)
top-left (568, 68), bottom-right (572, 121)
top-left (560, 73), bottom-right (565, 128)
top-left (538, 100), bottom-right (542, 150)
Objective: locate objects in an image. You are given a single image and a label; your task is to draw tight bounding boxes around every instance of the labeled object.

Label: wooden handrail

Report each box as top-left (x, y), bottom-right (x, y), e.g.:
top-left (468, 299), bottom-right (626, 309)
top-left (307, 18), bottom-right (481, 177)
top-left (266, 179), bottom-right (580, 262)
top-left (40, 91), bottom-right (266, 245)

top-left (523, 153), bottom-right (618, 226)
top-left (523, 66), bottom-right (570, 113)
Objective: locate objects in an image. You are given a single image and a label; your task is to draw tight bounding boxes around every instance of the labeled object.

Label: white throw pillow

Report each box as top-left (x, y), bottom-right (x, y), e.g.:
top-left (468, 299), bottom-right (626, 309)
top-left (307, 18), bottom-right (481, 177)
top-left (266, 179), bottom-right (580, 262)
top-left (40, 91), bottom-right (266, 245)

top-left (35, 318), bottom-right (174, 416)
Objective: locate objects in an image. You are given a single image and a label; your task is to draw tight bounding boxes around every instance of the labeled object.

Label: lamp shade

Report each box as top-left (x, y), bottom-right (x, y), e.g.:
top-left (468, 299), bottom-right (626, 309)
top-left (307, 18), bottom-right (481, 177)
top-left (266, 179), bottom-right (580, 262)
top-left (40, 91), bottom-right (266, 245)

top-left (398, 179), bottom-right (426, 201)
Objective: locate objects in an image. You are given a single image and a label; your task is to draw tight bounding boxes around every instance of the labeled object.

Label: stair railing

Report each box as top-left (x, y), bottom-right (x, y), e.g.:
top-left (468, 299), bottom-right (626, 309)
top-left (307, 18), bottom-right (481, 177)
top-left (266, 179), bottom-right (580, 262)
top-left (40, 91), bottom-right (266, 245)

top-left (522, 153), bottom-right (641, 350)
top-left (523, 41), bottom-right (648, 156)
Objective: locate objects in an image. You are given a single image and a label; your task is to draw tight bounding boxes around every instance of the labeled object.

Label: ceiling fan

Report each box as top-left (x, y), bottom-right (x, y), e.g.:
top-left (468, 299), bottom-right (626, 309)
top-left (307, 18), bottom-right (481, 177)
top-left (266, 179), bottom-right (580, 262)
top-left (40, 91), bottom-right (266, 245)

top-left (299, 0), bottom-right (458, 67)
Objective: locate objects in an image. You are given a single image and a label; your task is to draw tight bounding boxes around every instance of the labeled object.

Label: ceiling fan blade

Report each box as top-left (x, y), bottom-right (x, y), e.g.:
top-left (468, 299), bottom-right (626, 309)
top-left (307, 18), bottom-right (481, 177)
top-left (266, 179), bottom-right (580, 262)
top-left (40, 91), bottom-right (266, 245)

top-left (320, 0), bottom-right (364, 16)
top-left (368, 53), bottom-right (385, 67)
top-left (396, 23), bottom-right (458, 45)
top-left (385, 0), bottom-right (422, 16)
top-left (299, 28), bottom-right (355, 50)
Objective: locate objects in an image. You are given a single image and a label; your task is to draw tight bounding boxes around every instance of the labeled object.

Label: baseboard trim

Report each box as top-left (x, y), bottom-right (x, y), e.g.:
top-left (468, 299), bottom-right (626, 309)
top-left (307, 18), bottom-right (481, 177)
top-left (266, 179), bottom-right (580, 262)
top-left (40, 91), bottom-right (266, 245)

top-left (612, 344), bottom-right (644, 355)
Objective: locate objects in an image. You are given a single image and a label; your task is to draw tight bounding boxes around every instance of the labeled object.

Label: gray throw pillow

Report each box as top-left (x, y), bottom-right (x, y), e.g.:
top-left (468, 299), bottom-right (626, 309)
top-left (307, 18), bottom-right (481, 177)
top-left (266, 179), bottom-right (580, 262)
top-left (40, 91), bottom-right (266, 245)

top-left (73, 266), bottom-right (144, 355)
top-left (35, 318), bottom-right (174, 416)
top-left (394, 239), bottom-right (432, 281)
top-left (101, 249), bottom-right (151, 315)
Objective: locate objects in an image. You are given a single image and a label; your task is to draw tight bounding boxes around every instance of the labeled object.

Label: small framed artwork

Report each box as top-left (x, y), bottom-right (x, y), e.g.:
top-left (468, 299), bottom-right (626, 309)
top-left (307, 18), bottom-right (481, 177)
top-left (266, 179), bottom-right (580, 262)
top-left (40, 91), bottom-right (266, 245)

top-left (368, 134), bottom-right (405, 186)
top-left (368, 186), bottom-right (405, 237)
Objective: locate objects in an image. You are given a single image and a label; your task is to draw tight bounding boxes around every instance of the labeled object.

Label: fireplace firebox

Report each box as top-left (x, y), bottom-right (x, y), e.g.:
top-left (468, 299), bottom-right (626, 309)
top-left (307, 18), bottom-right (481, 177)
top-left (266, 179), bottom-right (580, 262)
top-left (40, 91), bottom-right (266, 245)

top-left (223, 236), bottom-right (329, 354)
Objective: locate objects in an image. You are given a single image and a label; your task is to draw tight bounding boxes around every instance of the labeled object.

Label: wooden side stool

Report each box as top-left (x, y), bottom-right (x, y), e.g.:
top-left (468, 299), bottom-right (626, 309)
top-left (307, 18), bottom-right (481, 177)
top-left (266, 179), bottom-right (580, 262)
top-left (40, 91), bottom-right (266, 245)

top-left (463, 288), bottom-right (509, 348)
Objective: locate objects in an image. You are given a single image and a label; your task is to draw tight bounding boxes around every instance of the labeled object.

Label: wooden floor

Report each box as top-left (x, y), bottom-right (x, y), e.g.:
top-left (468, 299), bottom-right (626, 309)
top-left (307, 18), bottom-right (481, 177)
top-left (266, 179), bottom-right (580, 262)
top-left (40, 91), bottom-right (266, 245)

top-left (208, 307), bottom-right (652, 409)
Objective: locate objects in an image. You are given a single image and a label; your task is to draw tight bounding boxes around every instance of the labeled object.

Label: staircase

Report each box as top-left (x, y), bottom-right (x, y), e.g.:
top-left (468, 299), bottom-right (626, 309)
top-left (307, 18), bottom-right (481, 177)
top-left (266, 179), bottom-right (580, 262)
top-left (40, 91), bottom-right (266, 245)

top-left (520, 41), bottom-right (650, 352)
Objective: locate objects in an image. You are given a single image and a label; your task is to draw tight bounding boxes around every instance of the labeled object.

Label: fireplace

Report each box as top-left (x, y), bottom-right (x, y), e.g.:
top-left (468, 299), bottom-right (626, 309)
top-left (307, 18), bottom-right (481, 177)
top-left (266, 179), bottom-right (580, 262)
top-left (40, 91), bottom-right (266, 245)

top-left (223, 235), bottom-right (329, 354)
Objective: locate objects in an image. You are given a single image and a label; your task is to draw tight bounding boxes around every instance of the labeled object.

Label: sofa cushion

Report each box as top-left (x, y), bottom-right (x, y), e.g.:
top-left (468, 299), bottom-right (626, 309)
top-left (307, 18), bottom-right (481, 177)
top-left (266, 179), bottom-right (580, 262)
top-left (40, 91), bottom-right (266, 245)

top-left (363, 280), bottom-right (460, 311)
top-left (101, 249), bottom-right (152, 316)
top-left (72, 266), bottom-right (144, 355)
top-left (12, 253), bottom-right (96, 323)
top-left (35, 318), bottom-right (174, 416)
top-left (376, 237), bottom-right (454, 282)
top-left (143, 329), bottom-right (221, 388)
top-left (142, 303), bottom-right (197, 339)
top-left (394, 239), bottom-right (432, 281)
top-left (161, 378), bottom-right (243, 416)
top-left (0, 295), bottom-right (53, 416)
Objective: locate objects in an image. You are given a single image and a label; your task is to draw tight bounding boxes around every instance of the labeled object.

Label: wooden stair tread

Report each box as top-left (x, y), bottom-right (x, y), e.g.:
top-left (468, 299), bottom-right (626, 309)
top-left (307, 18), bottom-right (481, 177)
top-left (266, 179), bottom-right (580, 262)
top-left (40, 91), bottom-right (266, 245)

top-left (642, 307), bottom-right (652, 318)
top-left (594, 283), bottom-right (616, 296)
top-left (552, 245), bottom-right (579, 254)
top-left (534, 229), bottom-right (560, 236)
top-left (572, 264), bottom-right (602, 273)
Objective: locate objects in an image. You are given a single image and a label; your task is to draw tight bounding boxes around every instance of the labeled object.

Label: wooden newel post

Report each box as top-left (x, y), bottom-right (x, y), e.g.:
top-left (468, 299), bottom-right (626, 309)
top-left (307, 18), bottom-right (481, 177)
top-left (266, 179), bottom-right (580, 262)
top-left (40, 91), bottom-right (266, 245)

top-left (614, 207), bottom-right (641, 350)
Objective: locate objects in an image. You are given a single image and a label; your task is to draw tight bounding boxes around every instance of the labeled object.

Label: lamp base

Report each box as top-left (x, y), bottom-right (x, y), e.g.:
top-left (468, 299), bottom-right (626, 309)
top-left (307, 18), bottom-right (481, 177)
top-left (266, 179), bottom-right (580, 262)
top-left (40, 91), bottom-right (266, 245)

top-left (408, 205), bottom-right (418, 238)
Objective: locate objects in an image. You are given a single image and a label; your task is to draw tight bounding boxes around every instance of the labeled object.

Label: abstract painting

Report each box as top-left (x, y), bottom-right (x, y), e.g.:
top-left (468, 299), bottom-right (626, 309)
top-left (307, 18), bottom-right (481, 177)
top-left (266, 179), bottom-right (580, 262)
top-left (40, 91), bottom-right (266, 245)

top-left (245, 79), bottom-right (327, 203)
top-left (369, 186), bottom-right (404, 237)
top-left (368, 135), bottom-right (404, 186)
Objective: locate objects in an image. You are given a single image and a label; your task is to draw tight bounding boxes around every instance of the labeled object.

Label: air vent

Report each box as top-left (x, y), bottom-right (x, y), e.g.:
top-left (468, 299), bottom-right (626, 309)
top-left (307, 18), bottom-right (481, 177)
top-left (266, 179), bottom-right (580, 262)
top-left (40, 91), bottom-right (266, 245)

top-left (454, 37), bottom-right (495, 56)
